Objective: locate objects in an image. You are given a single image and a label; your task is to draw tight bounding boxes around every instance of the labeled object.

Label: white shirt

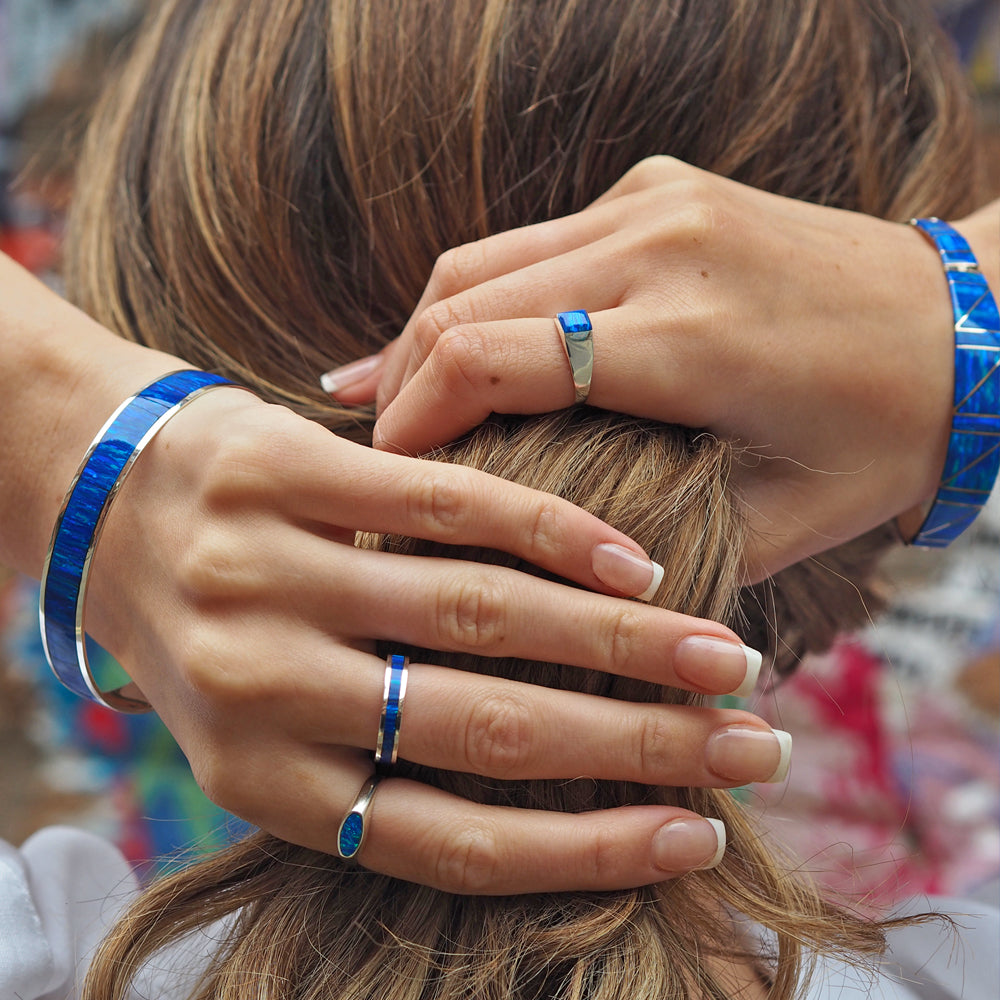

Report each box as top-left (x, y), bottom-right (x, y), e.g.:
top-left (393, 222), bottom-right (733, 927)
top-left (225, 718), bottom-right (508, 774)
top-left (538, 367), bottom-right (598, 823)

top-left (1, 827), bottom-right (996, 1000)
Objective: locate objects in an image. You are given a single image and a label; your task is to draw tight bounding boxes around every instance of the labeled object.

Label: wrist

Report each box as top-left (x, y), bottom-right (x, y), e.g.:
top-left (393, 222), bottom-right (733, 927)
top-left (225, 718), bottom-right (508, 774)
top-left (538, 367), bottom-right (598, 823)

top-left (0, 254), bottom-right (189, 574)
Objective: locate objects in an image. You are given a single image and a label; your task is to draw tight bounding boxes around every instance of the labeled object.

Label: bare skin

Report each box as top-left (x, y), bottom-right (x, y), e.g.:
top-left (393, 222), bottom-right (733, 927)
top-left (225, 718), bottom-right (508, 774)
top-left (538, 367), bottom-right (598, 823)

top-left (1, 251), bottom-right (782, 894)
top-left (333, 157), bottom-right (999, 582)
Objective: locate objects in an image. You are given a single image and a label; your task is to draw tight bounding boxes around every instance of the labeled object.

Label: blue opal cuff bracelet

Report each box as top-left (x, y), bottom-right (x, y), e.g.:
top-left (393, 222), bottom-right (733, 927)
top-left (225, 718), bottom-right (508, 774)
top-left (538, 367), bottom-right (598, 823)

top-left (899, 219), bottom-right (1000, 548)
top-left (336, 775), bottom-right (381, 860)
top-left (39, 370), bottom-right (236, 712)
top-left (375, 653), bottom-right (409, 770)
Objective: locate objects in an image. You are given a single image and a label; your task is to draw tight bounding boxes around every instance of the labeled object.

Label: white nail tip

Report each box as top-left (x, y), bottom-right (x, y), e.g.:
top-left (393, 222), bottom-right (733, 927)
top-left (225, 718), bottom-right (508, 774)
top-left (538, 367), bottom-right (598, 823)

top-left (636, 560), bottom-right (665, 602)
top-left (731, 645), bottom-right (763, 698)
top-left (703, 818), bottom-right (727, 870)
top-left (765, 730), bottom-right (793, 783)
top-left (319, 371), bottom-right (339, 395)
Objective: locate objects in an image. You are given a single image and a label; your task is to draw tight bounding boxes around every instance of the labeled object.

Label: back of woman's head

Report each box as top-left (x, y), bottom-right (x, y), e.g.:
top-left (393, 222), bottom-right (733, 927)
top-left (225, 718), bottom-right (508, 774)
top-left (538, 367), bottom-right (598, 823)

top-left (69, 0), bottom-right (979, 997)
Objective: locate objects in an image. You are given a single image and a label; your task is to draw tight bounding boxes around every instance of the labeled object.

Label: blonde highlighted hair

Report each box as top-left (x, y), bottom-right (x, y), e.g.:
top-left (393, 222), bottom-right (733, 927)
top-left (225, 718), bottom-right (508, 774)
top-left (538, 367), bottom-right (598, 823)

top-left (67, 0), bottom-right (978, 997)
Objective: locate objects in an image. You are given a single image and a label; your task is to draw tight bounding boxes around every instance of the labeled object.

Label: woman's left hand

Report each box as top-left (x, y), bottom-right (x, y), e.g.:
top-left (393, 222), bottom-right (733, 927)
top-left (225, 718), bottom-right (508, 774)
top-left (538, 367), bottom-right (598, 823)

top-left (324, 157), bottom-right (989, 580)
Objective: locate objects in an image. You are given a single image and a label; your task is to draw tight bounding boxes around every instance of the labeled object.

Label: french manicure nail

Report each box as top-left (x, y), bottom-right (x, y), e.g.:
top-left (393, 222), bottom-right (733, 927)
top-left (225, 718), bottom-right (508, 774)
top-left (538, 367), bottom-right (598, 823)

top-left (591, 543), bottom-right (664, 600)
top-left (320, 353), bottom-right (384, 395)
top-left (706, 726), bottom-right (792, 784)
top-left (673, 636), bottom-right (762, 697)
top-left (652, 817), bottom-right (726, 872)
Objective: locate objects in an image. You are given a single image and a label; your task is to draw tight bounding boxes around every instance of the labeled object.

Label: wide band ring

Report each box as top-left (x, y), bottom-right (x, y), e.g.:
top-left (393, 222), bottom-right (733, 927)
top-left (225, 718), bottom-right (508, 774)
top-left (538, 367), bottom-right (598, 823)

top-left (555, 310), bottom-right (594, 405)
top-left (336, 774), bottom-right (381, 860)
top-left (374, 653), bottom-right (409, 770)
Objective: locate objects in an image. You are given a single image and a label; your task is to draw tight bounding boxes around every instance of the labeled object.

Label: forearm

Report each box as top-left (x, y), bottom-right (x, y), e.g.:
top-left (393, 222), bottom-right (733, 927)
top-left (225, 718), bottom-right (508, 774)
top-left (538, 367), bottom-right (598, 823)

top-left (0, 253), bottom-right (182, 576)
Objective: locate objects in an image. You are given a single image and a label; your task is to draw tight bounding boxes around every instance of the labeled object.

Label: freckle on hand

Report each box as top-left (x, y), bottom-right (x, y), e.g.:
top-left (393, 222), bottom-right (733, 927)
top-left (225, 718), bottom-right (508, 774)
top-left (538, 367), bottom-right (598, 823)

top-left (490, 376), bottom-right (500, 385)
top-left (700, 270), bottom-right (709, 278)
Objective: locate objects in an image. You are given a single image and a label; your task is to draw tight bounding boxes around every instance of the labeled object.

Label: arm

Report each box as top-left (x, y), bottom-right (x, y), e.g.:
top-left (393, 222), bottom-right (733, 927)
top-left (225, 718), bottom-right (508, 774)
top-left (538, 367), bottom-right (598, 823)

top-left (360, 158), bottom-right (999, 579)
top-left (1, 251), bottom-right (786, 893)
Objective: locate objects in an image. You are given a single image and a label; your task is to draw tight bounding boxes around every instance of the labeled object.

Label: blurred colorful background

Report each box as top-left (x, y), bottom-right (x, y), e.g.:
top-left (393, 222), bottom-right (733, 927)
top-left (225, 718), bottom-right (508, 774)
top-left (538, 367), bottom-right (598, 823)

top-left (1, 0), bottom-right (997, 901)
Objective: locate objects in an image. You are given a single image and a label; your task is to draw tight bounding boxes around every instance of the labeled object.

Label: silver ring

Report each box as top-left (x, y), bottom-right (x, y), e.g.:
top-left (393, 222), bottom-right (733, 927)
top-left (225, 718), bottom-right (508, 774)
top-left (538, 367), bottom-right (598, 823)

top-left (555, 310), bottom-right (594, 405)
top-left (375, 654), bottom-right (409, 770)
top-left (336, 774), bottom-right (380, 860)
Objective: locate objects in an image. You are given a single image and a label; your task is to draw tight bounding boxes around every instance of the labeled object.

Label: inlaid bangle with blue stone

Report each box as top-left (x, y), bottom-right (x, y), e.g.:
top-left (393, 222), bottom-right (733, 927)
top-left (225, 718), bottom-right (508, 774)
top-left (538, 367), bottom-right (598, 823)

top-left (899, 219), bottom-right (1000, 548)
top-left (39, 370), bottom-right (236, 712)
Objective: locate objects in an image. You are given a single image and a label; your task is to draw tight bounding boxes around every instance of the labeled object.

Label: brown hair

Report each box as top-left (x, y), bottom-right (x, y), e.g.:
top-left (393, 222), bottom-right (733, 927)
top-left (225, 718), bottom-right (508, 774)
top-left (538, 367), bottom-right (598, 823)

top-left (68, 0), bottom-right (978, 996)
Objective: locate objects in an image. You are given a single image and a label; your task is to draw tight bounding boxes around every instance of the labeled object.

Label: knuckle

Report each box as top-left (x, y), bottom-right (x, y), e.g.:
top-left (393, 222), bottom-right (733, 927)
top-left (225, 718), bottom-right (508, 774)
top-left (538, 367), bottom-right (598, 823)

top-left (462, 691), bottom-right (534, 776)
top-left (607, 607), bottom-right (644, 676)
top-left (190, 751), bottom-right (245, 816)
top-left (407, 472), bottom-right (466, 537)
top-left (177, 526), bottom-right (253, 602)
top-left (665, 189), bottom-right (722, 245)
top-left (585, 822), bottom-right (625, 883)
top-left (437, 578), bottom-right (508, 650)
top-left (434, 821), bottom-right (501, 894)
top-left (428, 242), bottom-right (487, 300)
top-left (199, 404), bottom-right (301, 508)
top-left (526, 497), bottom-right (561, 560)
top-left (412, 299), bottom-right (459, 356)
top-left (625, 154), bottom-right (679, 187)
top-left (433, 327), bottom-right (491, 397)
top-left (175, 622), bottom-right (259, 708)
top-left (635, 711), bottom-right (675, 779)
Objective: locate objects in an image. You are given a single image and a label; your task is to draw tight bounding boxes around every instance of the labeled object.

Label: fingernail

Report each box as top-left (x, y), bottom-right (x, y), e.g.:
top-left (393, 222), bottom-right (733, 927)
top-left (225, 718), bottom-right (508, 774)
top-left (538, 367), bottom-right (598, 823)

top-left (706, 726), bottom-right (792, 784)
top-left (674, 636), bottom-right (762, 697)
top-left (320, 354), bottom-right (384, 395)
top-left (591, 543), bottom-right (664, 601)
top-left (652, 817), bottom-right (726, 872)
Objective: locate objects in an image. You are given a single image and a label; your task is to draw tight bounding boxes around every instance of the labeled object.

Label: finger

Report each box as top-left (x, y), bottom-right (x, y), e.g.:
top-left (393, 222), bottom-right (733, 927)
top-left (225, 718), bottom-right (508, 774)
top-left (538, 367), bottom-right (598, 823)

top-left (374, 302), bottom-right (709, 457)
top-left (255, 752), bottom-right (730, 894)
top-left (284, 543), bottom-right (754, 695)
top-left (378, 207), bottom-right (624, 409)
top-left (376, 316), bottom-right (578, 453)
top-left (361, 778), bottom-right (729, 894)
top-left (282, 433), bottom-right (663, 599)
top-left (319, 660), bottom-right (783, 788)
top-left (395, 231), bottom-right (632, 394)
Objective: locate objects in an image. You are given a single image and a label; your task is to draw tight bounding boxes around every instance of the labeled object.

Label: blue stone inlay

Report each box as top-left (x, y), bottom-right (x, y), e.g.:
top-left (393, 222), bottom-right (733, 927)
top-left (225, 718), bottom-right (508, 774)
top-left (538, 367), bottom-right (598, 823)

top-left (339, 811), bottom-right (364, 857)
top-left (377, 655), bottom-right (406, 764)
top-left (557, 310), bottom-right (592, 339)
top-left (41, 372), bottom-right (232, 701)
top-left (909, 220), bottom-right (1000, 548)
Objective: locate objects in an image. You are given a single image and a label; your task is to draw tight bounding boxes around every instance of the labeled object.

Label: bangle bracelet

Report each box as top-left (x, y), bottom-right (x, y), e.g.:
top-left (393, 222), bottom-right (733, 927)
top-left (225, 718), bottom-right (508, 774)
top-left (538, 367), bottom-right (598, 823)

top-left (39, 370), bottom-right (236, 712)
top-left (898, 218), bottom-right (1000, 548)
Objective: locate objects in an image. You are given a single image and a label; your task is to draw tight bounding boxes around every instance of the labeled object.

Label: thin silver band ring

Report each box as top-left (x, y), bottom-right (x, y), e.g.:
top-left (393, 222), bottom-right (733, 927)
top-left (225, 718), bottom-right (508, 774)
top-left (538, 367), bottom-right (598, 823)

top-left (375, 653), bottom-right (409, 770)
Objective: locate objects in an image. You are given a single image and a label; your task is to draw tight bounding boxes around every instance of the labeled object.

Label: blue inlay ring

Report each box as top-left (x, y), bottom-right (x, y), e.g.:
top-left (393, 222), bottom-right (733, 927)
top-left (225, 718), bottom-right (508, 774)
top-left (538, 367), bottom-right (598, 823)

top-left (555, 310), bottom-right (594, 404)
top-left (39, 370), bottom-right (238, 712)
top-left (375, 653), bottom-right (409, 770)
top-left (336, 774), bottom-right (381, 860)
top-left (900, 219), bottom-right (1000, 548)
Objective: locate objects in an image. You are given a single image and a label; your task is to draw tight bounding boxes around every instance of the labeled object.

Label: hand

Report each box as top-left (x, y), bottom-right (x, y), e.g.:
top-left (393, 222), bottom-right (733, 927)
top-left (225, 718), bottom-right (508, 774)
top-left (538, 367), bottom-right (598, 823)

top-left (332, 157), bottom-right (995, 579)
top-left (84, 388), bottom-right (785, 894)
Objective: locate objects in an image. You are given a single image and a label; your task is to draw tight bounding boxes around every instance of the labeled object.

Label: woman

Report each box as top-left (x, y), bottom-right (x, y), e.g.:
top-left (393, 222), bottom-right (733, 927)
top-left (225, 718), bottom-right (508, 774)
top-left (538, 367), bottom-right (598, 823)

top-left (37, 0), bottom-right (996, 994)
